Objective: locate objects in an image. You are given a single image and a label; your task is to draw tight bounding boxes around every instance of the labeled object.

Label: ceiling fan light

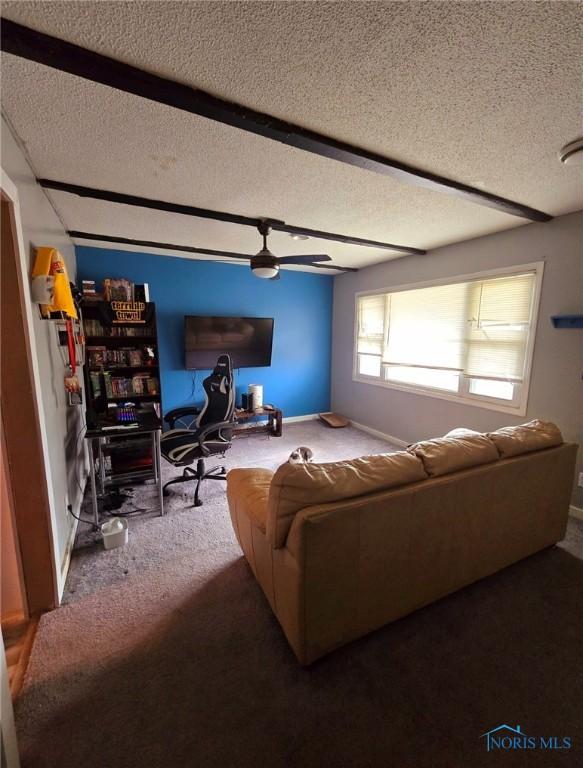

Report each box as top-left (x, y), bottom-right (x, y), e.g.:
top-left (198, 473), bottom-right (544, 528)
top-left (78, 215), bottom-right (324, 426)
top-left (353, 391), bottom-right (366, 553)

top-left (252, 265), bottom-right (279, 279)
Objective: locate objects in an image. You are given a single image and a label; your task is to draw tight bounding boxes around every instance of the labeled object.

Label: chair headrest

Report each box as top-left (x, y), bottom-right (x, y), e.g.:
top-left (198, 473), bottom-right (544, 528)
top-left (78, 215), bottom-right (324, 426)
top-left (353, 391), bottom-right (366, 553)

top-left (213, 354), bottom-right (232, 378)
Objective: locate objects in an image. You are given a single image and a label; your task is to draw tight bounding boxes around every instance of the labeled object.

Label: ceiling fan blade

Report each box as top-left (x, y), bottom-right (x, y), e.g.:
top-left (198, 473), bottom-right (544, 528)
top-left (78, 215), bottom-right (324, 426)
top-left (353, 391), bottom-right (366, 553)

top-left (308, 263), bottom-right (359, 272)
top-left (277, 254), bottom-right (332, 265)
top-left (206, 259), bottom-right (250, 265)
top-left (207, 251), bottom-right (251, 261)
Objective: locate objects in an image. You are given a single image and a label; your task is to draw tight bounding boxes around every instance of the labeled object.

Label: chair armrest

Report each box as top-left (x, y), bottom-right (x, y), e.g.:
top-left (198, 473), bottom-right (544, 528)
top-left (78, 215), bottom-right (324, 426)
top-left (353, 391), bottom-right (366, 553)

top-left (164, 406), bottom-right (201, 429)
top-left (197, 420), bottom-right (237, 439)
top-left (196, 420), bottom-right (237, 454)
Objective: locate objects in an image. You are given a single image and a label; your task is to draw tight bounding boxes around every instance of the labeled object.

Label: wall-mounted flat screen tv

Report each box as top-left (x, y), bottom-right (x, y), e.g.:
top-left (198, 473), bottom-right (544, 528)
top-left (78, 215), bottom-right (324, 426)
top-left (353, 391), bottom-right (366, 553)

top-left (185, 315), bottom-right (274, 369)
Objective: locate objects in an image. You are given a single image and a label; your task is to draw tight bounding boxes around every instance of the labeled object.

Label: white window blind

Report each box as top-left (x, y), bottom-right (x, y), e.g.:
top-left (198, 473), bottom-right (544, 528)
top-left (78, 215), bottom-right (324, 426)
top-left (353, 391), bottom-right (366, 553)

top-left (356, 270), bottom-right (537, 384)
top-left (357, 293), bottom-right (387, 355)
top-left (465, 273), bottom-right (536, 381)
top-left (383, 282), bottom-right (468, 371)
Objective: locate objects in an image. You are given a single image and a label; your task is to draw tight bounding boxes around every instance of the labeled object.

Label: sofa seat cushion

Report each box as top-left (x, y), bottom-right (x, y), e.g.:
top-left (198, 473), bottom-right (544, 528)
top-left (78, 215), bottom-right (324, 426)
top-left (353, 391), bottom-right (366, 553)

top-left (408, 434), bottom-right (499, 477)
top-left (226, 468), bottom-right (273, 532)
top-left (487, 419), bottom-right (563, 458)
top-left (268, 452), bottom-right (427, 548)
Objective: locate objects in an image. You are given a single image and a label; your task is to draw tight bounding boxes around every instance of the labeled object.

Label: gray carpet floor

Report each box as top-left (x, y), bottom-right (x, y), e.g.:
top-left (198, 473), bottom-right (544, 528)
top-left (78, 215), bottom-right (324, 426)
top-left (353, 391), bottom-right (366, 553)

top-left (14, 422), bottom-right (583, 768)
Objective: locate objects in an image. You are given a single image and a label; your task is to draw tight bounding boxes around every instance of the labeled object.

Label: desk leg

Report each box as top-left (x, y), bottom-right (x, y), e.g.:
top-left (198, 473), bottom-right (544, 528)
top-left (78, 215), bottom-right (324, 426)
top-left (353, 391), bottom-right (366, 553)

top-left (155, 430), bottom-right (164, 516)
top-left (98, 437), bottom-right (106, 494)
top-left (151, 430), bottom-right (159, 484)
top-left (88, 437), bottom-right (99, 528)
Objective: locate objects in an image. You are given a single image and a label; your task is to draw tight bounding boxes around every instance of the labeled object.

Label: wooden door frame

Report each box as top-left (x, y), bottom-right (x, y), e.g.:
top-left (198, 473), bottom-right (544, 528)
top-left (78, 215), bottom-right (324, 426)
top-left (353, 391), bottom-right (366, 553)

top-left (1, 628), bottom-right (21, 767)
top-left (1, 423), bottom-right (29, 620)
top-left (1, 168), bottom-right (58, 611)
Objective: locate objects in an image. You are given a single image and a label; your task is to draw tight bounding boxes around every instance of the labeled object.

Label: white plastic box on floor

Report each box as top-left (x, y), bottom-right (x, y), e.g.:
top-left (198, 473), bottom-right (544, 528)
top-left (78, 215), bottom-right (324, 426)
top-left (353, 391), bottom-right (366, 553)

top-left (101, 517), bottom-right (128, 549)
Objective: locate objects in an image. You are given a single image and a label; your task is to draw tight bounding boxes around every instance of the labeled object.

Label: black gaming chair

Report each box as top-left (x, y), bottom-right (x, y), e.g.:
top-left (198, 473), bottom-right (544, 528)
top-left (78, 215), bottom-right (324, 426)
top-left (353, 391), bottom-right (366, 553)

top-left (161, 354), bottom-right (236, 506)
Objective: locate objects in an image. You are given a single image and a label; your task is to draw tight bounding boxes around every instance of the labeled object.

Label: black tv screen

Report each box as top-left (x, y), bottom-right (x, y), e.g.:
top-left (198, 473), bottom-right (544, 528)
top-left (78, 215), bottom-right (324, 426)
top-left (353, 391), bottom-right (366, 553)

top-left (185, 315), bottom-right (274, 369)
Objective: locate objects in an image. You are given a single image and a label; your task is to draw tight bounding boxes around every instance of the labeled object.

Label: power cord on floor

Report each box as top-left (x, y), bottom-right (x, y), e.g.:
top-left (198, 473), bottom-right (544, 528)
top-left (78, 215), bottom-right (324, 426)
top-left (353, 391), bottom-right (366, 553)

top-left (73, 421), bottom-right (88, 496)
top-left (101, 488), bottom-right (149, 517)
top-left (67, 502), bottom-right (99, 529)
top-left (68, 420), bottom-right (98, 527)
top-left (106, 506), bottom-right (148, 517)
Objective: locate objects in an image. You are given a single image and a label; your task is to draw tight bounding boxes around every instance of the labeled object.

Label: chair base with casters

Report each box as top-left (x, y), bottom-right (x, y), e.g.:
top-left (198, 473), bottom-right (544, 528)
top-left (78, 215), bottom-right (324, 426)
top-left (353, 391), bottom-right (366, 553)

top-left (161, 354), bottom-right (236, 508)
top-left (163, 458), bottom-right (228, 507)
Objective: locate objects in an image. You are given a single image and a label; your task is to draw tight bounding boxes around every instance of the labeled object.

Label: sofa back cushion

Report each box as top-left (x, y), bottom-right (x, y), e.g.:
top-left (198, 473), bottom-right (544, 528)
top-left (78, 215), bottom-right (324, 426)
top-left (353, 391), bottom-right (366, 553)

top-left (408, 434), bottom-right (499, 477)
top-left (487, 419), bottom-right (563, 458)
top-left (267, 452), bottom-right (427, 548)
top-left (443, 427), bottom-right (482, 439)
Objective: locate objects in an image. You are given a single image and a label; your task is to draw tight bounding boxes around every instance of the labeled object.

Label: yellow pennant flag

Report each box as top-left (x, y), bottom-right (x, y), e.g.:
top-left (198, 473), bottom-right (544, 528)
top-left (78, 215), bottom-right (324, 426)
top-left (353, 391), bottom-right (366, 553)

top-left (32, 247), bottom-right (78, 319)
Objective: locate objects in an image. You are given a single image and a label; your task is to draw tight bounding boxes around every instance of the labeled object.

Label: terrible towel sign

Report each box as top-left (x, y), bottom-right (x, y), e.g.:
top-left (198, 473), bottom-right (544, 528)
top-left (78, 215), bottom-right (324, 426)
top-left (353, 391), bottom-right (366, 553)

top-left (99, 301), bottom-right (154, 326)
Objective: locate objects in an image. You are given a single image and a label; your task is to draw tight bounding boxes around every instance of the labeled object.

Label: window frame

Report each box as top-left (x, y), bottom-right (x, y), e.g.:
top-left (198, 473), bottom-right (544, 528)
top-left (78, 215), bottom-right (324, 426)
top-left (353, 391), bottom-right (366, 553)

top-left (352, 261), bottom-right (544, 416)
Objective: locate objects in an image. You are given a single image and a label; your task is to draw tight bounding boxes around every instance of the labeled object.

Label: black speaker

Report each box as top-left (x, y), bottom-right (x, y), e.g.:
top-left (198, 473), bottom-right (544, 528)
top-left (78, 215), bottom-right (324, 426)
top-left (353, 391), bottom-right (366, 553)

top-left (241, 393), bottom-right (254, 412)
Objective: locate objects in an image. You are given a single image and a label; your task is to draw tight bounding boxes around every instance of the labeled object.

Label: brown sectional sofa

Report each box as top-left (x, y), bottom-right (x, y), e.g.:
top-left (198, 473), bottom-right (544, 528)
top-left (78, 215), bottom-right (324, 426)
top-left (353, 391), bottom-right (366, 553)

top-left (227, 420), bottom-right (577, 664)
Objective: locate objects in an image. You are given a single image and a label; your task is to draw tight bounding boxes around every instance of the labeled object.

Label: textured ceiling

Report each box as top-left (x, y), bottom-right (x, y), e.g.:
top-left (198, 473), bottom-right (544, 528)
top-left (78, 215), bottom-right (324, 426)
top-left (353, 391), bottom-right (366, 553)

top-left (2, 1), bottom-right (582, 271)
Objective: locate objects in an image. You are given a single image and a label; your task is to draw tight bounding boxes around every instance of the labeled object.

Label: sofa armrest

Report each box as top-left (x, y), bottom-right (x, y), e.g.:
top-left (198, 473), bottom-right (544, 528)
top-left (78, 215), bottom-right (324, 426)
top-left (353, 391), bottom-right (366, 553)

top-left (227, 468), bottom-right (273, 534)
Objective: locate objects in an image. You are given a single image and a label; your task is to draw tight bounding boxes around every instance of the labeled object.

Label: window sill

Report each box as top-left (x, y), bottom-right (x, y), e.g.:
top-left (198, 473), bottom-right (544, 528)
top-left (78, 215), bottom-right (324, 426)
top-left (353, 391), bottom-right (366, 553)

top-left (352, 374), bottom-right (528, 416)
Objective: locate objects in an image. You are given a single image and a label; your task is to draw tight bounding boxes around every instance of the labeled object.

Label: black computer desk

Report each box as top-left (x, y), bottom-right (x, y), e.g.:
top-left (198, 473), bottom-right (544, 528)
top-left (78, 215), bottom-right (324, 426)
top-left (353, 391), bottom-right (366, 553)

top-left (84, 412), bottom-right (164, 528)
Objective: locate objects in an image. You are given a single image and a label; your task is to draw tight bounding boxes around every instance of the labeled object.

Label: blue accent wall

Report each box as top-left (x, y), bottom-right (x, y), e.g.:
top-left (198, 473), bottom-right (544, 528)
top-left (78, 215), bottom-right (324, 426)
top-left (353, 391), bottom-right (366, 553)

top-left (76, 246), bottom-right (333, 417)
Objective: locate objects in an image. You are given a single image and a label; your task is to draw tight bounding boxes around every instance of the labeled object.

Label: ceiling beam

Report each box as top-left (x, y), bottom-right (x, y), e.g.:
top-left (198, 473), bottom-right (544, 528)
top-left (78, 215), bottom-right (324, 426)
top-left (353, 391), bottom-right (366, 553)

top-left (42, 179), bottom-right (424, 255)
top-left (68, 231), bottom-right (359, 272)
top-left (2, 19), bottom-right (552, 224)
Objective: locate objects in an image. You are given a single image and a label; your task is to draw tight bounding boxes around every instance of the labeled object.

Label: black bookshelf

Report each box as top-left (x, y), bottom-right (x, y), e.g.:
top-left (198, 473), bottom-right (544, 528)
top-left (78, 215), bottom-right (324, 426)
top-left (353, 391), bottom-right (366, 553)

top-left (82, 301), bottom-right (162, 416)
top-left (85, 335), bottom-right (156, 344)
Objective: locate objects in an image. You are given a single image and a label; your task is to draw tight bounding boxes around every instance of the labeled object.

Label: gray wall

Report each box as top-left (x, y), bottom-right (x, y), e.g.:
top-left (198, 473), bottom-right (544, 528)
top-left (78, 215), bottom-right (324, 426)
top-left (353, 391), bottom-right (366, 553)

top-left (2, 115), bottom-right (85, 597)
top-left (332, 211), bottom-right (583, 507)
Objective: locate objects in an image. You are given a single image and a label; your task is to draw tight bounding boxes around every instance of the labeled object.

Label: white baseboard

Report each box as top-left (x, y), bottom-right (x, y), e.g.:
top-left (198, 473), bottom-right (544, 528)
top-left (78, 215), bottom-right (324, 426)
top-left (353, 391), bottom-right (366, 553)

top-left (350, 420), bottom-right (409, 448)
top-left (283, 413), bottom-right (319, 424)
top-left (569, 505), bottom-right (583, 521)
top-left (59, 517), bottom-right (78, 600)
top-left (58, 471), bottom-right (88, 602)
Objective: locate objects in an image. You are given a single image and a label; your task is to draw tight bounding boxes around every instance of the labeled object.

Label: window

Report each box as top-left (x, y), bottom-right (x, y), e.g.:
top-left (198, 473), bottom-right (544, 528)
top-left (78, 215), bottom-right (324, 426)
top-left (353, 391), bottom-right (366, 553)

top-left (354, 264), bottom-right (543, 415)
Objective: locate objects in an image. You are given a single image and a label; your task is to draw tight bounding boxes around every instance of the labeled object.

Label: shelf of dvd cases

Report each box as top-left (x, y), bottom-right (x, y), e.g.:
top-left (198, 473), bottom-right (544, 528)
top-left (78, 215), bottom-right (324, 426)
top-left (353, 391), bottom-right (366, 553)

top-left (82, 300), bottom-right (162, 413)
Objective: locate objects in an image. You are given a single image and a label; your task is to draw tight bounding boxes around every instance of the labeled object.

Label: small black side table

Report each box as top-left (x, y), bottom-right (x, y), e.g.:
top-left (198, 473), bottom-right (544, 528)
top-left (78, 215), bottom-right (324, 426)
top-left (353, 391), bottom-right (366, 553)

top-left (233, 407), bottom-right (283, 438)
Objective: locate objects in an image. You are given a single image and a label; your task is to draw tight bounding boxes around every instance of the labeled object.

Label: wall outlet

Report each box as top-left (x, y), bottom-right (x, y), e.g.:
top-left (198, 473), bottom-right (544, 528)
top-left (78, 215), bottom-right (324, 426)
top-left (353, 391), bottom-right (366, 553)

top-left (579, 472), bottom-right (583, 488)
